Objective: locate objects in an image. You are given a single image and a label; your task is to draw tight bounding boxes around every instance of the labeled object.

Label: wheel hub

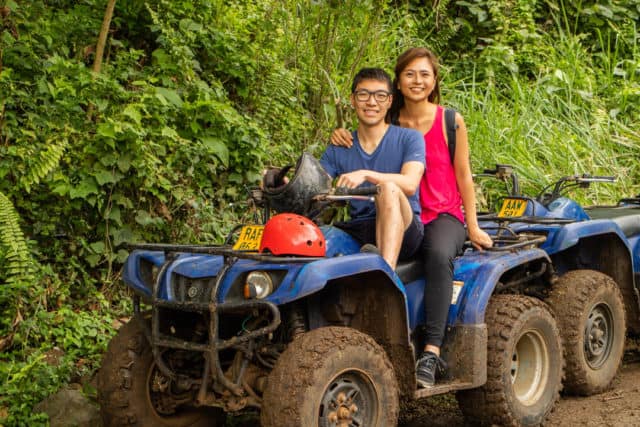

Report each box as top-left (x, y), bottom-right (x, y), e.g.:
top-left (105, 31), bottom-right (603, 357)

top-left (149, 369), bottom-right (179, 415)
top-left (319, 371), bottom-right (377, 427)
top-left (146, 358), bottom-right (195, 417)
top-left (327, 392), bottom-right (359, 426)
top-left (584, 303), bottom-right (613, 368)
top-left (511, 329), bottom-right (549, 406)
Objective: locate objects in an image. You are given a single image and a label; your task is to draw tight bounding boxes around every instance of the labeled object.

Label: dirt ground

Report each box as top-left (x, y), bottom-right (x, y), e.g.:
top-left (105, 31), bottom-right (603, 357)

top-left (227, 355), bottom-right (640, 426)
top-left (399, 354), bottom-right (640, 427)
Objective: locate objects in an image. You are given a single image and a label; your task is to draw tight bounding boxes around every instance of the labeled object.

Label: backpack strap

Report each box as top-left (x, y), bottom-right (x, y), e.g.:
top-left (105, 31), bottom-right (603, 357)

top-left (444, 108), bottom-right (458, 164)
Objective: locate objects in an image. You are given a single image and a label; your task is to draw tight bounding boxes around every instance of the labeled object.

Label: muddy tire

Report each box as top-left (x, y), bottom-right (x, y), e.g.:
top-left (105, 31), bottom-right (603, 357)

top-left (97, 315), bottom-right (224, 427)
top-left (260, 326), bottom-right (398, 427)
top-left (456, 295), bottom-right (563, 427)
top-left (546, 270), bottom-right (626, 395)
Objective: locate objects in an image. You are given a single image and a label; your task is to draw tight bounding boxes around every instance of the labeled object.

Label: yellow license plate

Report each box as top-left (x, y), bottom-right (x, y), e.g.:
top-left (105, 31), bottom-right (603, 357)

top-left (498, 198), bottom-right (527, 218)
top-left (232, 225), bottom-right (264, 251)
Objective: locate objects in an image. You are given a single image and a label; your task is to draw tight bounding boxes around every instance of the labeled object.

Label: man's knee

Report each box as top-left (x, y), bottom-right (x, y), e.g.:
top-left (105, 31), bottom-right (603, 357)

top-left (378, 181), bottom-right (402, 194)
top-left (377, 181), bottom-right (402, 206)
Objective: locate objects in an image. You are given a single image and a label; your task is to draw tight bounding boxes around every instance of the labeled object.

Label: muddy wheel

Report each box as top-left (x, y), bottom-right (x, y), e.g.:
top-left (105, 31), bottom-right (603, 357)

top-left (260, 326), bottom-right (398, 427)
top-left (97, 315), bottom-right (224, 427)
top-left (456, 295), bottom-right (563, 427)
top-left (546, 270), bottom-right (626, 395)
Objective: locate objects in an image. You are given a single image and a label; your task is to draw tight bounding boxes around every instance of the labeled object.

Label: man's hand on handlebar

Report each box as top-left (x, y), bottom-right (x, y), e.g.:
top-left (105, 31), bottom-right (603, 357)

top-left (336, 170), bottom-right (369, 188)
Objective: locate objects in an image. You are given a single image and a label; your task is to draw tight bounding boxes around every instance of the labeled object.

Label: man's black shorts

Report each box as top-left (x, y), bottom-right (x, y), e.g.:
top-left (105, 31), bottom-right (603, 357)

top-left (335, 215), bottom-right (424, 261)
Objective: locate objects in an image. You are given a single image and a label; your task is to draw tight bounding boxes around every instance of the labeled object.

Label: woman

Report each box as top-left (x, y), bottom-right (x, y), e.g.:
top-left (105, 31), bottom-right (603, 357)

top-left (331, 47), bottom-right (493, 387)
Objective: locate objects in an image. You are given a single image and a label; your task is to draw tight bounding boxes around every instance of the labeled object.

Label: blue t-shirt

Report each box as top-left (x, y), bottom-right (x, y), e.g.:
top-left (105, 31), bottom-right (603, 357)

top-left (320, 125), bottom-right (425, 220)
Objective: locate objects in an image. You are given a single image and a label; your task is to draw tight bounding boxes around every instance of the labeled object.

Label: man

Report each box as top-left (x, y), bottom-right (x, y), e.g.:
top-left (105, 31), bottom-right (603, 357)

top-left (320, 67), bottom-right (425, 269)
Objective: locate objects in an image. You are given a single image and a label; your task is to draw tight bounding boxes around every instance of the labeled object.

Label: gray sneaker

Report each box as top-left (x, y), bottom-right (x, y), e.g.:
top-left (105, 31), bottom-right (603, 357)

top-left (416, 351), bottom-right (447, 388)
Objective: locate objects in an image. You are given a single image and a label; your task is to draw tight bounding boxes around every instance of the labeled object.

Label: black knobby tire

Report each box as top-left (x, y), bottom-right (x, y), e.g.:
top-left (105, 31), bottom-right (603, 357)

top-left (260, 326), bottom-right (399, 427)
top-left (546, 269), bottom-right (626, 395)
top-left (456, 295), bottom-right (563, 427)
top-left (97, 315), bottom-right (224, 427)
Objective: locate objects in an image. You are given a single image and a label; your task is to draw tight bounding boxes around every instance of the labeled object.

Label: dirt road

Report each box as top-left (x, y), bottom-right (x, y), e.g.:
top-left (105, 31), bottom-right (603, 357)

top-left (546, 360), bottom-right (640, 427)
top-left (399, 357), bottom-right (640, 426)
top-left (228, 356), bottom-right (639, 426)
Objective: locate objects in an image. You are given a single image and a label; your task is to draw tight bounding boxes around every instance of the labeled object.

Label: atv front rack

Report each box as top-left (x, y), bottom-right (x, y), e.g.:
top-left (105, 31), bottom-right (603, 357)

top-left (129, 242), bottom-right (325, 262)
top-left (128, 242), bottom-right (321, 402)
top-left (477, 213), bottom-right (575, 225)
top-left (475, 225), bottom-right (547, 252)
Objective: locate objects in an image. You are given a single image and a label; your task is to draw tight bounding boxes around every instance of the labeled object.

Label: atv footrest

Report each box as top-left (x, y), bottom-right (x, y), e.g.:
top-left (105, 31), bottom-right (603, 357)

top-left (414, 380), bottom-right (475, 398)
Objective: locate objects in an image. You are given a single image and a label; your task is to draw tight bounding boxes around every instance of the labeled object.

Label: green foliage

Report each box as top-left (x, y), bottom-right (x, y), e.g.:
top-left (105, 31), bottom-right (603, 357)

top-left (1, 0), bottom-right (639, 424)
top-left (0, 281), bottom-right (115, 425)
top-left (450, 28), bottom-right (640, 206)
top-left (0, 192), bottom-right (34, 285)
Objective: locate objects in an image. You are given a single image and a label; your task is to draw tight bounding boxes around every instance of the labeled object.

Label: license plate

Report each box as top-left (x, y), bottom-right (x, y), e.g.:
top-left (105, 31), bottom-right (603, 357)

top-left (498, 198), bottom-right (527, 218)
top-left (232, 225), bottom-right (264, 251)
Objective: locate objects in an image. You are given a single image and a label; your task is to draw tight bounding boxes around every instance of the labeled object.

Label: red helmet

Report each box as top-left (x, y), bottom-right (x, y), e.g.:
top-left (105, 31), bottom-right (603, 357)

top-left (259, 213), bottom-right (326, 257)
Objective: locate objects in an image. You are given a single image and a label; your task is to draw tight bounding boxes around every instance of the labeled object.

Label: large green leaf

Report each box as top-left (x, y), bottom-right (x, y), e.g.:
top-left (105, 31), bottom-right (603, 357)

top-left (69, 178), bottom-right (98, 199)
top-left (200, 136), bottom-right (229, 166)
top-left (156, 87), bottom-right (184, 108)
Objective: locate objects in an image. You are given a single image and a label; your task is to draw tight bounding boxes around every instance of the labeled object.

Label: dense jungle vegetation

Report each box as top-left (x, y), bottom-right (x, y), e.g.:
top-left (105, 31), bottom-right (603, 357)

top-left (0, 0), bottom-right (639, 424)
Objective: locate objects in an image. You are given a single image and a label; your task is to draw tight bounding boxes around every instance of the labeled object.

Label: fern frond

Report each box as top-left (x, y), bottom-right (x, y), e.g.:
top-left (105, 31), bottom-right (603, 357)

top-left (256, 67), bottom-right (298, 119)
top-left (22, 136), bottom-right (68, 193)
top-left (0, 192), bottom-right (35, 285)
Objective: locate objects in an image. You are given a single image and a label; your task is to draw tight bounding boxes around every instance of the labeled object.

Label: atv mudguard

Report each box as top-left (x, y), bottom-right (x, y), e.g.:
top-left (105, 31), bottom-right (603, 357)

top-left (548, 219), bottom-right (633, 254)
top-left (444, 248), bottom-right (550, 325)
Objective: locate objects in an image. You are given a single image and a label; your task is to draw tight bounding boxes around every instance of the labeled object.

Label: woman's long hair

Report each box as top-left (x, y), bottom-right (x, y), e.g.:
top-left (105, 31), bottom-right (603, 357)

top-left (389, 47), bottom-right (441, 125)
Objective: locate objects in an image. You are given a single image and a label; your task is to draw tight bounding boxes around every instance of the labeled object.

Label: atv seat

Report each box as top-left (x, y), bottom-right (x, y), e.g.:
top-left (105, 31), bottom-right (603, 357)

top-left (611, 214), bottom-right (640, 238)
top-left (360, 244), bottom-right (425, 283)
top-left (586, 207), bottom-right (640, 238)
top-left (586, 206), bottom-right (640, 220)
top-left (395, 258), bottom-right (424, 284)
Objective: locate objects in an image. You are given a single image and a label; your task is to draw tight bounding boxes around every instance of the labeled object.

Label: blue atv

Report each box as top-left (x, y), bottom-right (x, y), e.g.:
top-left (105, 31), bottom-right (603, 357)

top-left (469, 166), bottom-right (639, 398)
top-left (96, 156), bottom-right (639, 427)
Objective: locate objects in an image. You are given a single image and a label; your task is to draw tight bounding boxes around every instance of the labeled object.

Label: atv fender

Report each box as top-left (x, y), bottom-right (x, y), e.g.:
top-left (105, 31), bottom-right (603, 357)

top-left (122, 250), bottom-right (166, 299)
top-left (550, 219), bottom-right (632, 253)
top-left (277, 254), bottom-right (417, 397)
top-left (452, 248), bottom-right (551, 324)
top-left (276, 253), bottom-right (406, 303)
top-left (550, 225), bottom-right (640, 334)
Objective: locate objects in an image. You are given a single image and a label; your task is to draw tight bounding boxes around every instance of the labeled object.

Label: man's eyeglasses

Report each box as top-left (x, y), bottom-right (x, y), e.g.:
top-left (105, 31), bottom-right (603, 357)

top-left (353, 89), bottom-right (391, 103)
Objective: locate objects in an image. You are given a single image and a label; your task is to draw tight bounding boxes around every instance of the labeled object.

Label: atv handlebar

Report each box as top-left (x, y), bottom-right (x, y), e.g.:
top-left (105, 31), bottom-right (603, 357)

top-left (314, 185), bottom-right (380, 202)
top-left (332, 186), bottom-right (380, 196)
top-left (575, 175), bottom-right (616, 183)
top-left (474, 164), bottom-right (521, 196)
top-left (482, 164), bottom-right (514, 177)
top-left (537, 174), bottom-right (616, 205)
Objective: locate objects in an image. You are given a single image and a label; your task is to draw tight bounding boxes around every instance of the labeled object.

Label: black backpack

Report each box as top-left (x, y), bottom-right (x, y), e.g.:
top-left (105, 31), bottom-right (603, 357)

top-left (391, 107), bottom-right (458, 164)
top-left (444, 108), bottom-right (458, 164)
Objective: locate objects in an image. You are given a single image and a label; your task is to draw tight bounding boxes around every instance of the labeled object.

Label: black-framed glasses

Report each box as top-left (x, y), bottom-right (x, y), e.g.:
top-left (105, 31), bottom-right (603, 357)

top-left (353, 89), bottom-right (391, 103)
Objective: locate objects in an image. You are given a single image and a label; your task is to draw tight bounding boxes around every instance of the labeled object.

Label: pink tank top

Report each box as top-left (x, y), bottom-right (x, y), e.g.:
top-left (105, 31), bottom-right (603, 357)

top-left (419, 106), bottom-right (464, 225)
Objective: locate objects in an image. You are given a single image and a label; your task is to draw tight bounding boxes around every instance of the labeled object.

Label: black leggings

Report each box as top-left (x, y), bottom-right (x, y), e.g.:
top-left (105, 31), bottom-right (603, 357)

top-left (422, 214), bottom-right (466, 348)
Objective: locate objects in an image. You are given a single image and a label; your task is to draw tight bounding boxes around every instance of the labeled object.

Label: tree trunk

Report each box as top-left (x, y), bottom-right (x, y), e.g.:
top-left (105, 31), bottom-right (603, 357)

top-left (92, 0), bottom-right (117, 74)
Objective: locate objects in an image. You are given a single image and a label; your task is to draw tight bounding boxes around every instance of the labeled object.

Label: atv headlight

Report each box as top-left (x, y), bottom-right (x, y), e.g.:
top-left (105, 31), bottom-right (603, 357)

top-left (244, 271), bottom-right (274, 299)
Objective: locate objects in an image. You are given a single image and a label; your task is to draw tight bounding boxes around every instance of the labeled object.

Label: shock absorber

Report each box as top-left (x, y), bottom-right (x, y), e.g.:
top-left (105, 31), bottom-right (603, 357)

top-left (286, 303), bottom-right (307, 340)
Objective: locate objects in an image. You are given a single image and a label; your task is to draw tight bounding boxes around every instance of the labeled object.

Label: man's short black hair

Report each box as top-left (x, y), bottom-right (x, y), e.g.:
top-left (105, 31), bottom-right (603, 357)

top-left (351, 68), bottom-right (393, 93)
